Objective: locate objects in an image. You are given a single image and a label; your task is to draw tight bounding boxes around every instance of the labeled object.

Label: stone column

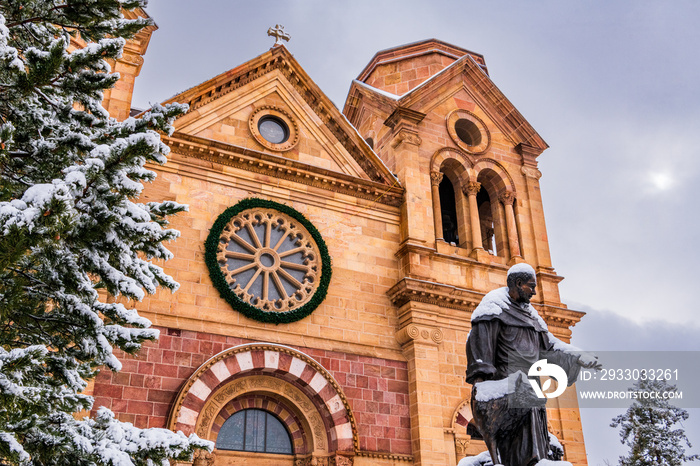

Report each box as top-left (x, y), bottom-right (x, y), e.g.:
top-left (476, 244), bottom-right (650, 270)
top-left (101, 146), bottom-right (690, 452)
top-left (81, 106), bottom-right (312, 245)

top-left (430, 171), bottom-right (444, 242)
top-left (464, 182), bottom-right (483, 255)
top-left (499, 191), bottom-right (522, 260)
top-left (396, 322), bottom-right (448, 466)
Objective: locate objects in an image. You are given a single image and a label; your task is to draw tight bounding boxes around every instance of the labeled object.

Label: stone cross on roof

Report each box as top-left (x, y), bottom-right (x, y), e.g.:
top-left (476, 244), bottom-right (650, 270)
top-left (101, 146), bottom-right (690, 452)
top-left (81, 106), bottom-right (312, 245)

top-left (267, 24), bottom-right (291, 47)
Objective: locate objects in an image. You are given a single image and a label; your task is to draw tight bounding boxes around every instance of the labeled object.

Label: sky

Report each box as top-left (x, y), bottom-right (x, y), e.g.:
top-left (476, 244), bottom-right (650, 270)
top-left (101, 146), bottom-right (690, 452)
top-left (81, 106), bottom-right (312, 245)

top-left (130, 1), bottom-right (700, 464)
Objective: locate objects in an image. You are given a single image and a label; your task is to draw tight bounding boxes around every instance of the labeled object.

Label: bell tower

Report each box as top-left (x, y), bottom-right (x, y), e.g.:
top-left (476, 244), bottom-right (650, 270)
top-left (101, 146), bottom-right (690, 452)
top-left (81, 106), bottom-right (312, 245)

top-left (344, 39), bottom-right (588, 465)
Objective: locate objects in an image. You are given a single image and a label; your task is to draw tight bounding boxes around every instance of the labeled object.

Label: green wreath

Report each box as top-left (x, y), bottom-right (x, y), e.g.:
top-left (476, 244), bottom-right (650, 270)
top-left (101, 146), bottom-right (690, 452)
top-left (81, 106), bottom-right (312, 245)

top-left (204, 198), bottom-right (332, 324)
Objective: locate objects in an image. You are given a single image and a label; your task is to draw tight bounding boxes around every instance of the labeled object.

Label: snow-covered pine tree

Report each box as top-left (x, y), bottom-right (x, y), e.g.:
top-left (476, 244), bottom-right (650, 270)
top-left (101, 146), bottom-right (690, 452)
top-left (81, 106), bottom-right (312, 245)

top-left (611, 378), bottom-right (699, 466)
top-left (0, 1), bottom-right (211, 464)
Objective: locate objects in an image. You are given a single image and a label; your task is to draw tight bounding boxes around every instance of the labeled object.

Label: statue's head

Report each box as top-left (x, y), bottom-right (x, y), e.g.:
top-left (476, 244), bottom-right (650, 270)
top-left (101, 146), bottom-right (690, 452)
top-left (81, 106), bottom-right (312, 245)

top-left (507, 263), bottom-right (537, 304)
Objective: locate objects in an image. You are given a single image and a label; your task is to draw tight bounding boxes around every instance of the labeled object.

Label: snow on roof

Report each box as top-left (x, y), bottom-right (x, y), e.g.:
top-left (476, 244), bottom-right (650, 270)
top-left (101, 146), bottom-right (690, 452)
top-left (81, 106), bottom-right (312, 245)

top-left (352, 79), bottom-right (399, 100)
top-left (354, 52), bottom-right (487, 103)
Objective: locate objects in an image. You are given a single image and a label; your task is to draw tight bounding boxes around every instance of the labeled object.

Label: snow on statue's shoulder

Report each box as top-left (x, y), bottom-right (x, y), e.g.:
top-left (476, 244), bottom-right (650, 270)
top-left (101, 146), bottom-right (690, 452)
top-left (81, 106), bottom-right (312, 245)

top-left (471, 287), bottom-right (510, 321)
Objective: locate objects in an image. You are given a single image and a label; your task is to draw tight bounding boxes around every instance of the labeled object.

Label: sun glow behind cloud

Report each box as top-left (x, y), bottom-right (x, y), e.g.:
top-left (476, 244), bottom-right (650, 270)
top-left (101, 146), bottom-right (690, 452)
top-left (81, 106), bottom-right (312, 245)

top-left (649, 171), bottom-right (675, 191)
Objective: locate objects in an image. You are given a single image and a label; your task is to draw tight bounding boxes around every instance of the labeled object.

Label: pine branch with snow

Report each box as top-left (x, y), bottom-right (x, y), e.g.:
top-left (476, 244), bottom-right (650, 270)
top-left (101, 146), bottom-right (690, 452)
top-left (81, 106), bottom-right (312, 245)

top-left (0, 0), bottom-right (211, 463)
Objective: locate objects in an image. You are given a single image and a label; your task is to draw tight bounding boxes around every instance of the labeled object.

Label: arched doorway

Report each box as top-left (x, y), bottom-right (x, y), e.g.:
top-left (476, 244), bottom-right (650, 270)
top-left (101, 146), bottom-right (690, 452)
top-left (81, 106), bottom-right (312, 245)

top-left (168, 343), bottom-right (358, 465)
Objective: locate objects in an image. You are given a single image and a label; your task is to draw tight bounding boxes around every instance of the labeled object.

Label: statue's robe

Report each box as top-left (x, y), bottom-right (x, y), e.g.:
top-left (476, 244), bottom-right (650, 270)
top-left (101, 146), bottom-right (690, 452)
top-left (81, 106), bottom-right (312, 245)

top-left (466, 290), bottom-right (580, 466)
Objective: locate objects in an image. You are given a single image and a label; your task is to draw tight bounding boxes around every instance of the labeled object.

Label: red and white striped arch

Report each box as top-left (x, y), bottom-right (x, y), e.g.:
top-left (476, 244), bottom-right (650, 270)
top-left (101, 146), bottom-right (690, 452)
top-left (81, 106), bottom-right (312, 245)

top-left (167, 343), bottom-right (358, 452)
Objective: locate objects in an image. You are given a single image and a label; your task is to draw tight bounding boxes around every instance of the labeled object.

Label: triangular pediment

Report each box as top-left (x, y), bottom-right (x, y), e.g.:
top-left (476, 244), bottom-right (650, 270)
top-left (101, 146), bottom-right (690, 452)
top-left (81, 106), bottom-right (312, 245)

top-left (344, 52), bottom-right (548, 152)
top-left (162, 46), bottom-right (396, 185)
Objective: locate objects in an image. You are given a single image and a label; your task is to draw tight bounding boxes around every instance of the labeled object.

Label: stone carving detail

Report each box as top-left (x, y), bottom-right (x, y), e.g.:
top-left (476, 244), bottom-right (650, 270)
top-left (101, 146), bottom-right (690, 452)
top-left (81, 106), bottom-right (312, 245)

top-left (192, 450), bottom-right (215, 466)
top-left (216, 208), bottom-right (321, 313)
top-left (296, 456), bottom-right (333, 466)
top-left (521, 166), bottom-right (543, 180)
top-left (391, 129), bottom-right (422, 149)
top-left (213, 380), bottom-right (248, 405)
top-left (197, 402), bottom-right (221, 437)
top-left (118, 52), bottom-right (144, 67)
top-left (464, 181), bottom-right (481, 196)
top-left (396, 324), bottom-right (444, 346)
top-left (430, 171), bottom-right (444, 186)
top-left (454, 435), bottom-right (471, 459)
top-left (431, 328), bottom-right (444, 344)
top-left (499, 191), bottom-right (515, 206)
top-left (333, 455), bottom-right (354, 466)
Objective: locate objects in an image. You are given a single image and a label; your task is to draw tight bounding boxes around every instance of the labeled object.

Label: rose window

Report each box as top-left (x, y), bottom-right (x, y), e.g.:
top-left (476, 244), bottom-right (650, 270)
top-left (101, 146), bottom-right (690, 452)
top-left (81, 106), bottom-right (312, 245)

top-left (206, 199), bottom-right (331, 323)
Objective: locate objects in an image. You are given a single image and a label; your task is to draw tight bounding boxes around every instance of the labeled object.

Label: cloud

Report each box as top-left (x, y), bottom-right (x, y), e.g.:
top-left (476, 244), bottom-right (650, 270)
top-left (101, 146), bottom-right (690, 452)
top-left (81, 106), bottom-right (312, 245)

top-left (570, 305), bottom-right (700, 351)
top-left (571, 306), bottom-right (700, 465)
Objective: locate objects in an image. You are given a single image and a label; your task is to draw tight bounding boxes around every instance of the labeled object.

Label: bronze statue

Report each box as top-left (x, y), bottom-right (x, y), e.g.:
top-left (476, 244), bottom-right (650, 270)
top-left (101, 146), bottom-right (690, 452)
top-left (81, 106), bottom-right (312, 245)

top-left (465, 263), bottom-right (599, 465)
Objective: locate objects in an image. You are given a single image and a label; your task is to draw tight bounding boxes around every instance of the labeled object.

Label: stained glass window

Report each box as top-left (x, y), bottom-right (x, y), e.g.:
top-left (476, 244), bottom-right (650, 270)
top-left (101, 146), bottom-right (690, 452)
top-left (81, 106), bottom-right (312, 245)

top-left (216, 409), bottom-right (293, 455)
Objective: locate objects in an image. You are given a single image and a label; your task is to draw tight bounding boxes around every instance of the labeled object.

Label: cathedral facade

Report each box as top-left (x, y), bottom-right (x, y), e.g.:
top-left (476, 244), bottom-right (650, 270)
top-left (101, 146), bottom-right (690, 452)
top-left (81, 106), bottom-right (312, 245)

top-left (95, 19), bottom-right (588, 466)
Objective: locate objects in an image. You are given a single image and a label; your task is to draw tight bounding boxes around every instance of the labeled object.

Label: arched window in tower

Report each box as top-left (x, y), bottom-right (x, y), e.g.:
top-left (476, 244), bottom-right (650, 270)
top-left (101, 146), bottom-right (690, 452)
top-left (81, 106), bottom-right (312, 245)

top-left (472, 168), bottom-right (513, 259)
top-left (476, 188), bottom-right (497, 254)
top-left (216, 408), bottom-right (293, 455)
top-left (439, 176), bottom-right (459, 244)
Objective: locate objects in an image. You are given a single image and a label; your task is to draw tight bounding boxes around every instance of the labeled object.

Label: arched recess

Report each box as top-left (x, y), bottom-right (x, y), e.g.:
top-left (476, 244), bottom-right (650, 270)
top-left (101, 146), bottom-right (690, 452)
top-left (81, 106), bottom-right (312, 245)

top-left (430, 147), bottom-right (473, 175)
top-left (472, 158), bottom-right (519, 259)
top-left (471, 158), bottom-right (515, 193)
top-left (167, 343), bottom-right (359, 461)
top-left (430, 148), bottom-right (473, 247)
top-left (450, 398), bottom-right (486, 460)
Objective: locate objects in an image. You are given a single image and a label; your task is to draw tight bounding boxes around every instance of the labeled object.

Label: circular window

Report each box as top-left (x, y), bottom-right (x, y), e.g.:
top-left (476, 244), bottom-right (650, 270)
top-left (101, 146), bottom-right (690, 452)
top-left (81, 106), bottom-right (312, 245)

top-left (249, 106), bottom-right (299, 152)
top-left (258, 116), bottom-right (289, 144)
top-left (205, 198), bottom-right (331, 324)
top-left (446, 109), bottom-right (490, 154)
top-left (455, 119), bottom-right (482, 147)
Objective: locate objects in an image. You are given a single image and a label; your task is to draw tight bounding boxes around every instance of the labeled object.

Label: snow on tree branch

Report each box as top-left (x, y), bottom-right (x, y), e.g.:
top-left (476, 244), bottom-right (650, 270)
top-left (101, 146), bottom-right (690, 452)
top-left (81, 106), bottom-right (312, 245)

top-left (0, 1), bottom-right (211, 464)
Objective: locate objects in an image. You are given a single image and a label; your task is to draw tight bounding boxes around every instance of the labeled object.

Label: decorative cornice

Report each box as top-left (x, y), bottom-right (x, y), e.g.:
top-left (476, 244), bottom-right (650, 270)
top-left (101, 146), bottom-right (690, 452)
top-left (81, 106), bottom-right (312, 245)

top-left (387, 277), bottom-right (483, 312)
top-left (391, 128), bottom-right (422, 149)
top-left (384, 107), bottom-right (426, 129)
top-left (355, 451), bottom-right (414, 462)
top-left (517, 142), bottom-right (544, 164)
top-left (394, 240), bottom-right (439, 259)
top-left (387, 279), bottom-right (583, 330)
top-left (164, 47), bottom-right (393, 184)
top-left (539, 304), bottom-right (585, 329)
top-left (163, 133), bottom-right (404, 207)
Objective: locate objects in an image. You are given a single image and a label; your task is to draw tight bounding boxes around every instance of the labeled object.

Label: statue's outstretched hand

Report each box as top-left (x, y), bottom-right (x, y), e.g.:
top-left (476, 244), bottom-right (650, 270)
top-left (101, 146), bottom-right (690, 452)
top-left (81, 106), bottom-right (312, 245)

top-left (577, 352), bottom-right (602, 371)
